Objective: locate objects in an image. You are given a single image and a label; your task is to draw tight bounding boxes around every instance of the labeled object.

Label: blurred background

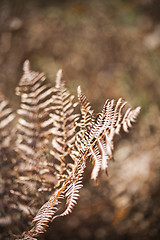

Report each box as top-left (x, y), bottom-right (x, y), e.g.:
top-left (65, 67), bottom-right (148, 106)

top-left (0, 0), bottom-right (160, 239)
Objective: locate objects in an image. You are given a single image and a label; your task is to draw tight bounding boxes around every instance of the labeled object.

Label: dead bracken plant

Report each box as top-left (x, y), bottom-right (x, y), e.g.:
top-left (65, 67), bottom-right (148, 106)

top-left (0, 61), bottom-right (141, 240)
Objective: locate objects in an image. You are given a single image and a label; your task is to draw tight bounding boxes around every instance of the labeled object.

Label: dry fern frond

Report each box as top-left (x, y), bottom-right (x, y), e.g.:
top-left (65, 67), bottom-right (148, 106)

top-left (0, 92), bottom-right (15, 148)
top-left (76, 88), bottom-right (141, 180)
top-left (17, 68), bottom-right (140, 239)
top-left (16, 60), bottom-right (54, 157)
top-left (49, 69), bottom-right (78, 186)
top-left (18, 153), bottom-right (85, 240)
top-left (0, 92), bottom-right (16, 232)
top-left (0, 60), bottom-right (141, 239)
top-left (12, 61), bottom-right (57, 219)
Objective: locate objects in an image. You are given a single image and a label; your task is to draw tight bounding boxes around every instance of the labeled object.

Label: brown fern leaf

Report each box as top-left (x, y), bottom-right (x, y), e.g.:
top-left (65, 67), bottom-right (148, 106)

top-left (12, 61), bottom-right (57, 218)
top-left (0, 92), bottom-right (15, 148)
top-left (18, 136), bottom-right (86, 239)
top-left (122, 106), bottom-right (141, 132)
top-left (0, 91), bottom-right (15, 176)
top-left (76, 87), bottom-right (141, 180)
top-left (49, 69), bottom-right (78, 186)
top-left (17, 162), bottom-right (85, 240)
top-left (17, 137), bottom-right (86, 239)
top-left (0, 92), bottom-right (16, 233)
top-left (16, 60), bottom-right (54, 157)
top-left (16, 68), bottom-right (140, 240)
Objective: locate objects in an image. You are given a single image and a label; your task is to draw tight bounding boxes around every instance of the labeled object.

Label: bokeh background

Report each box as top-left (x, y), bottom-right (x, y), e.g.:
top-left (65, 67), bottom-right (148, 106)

top-left (0, 0), bottom-right (160, 239)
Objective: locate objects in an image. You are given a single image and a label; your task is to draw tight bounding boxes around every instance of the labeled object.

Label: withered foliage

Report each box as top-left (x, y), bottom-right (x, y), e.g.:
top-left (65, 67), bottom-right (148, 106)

top-left (0, 61), bottom-right (140, 239)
